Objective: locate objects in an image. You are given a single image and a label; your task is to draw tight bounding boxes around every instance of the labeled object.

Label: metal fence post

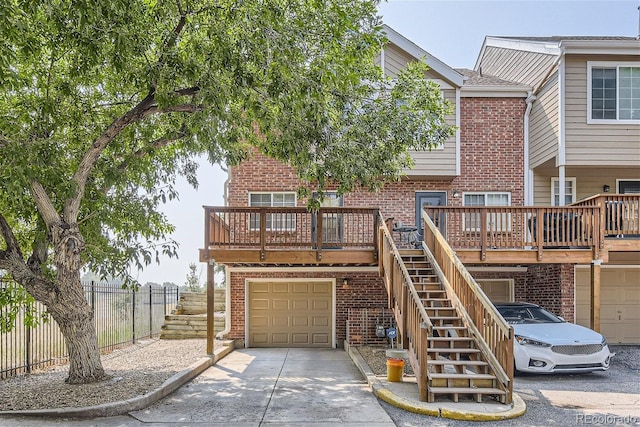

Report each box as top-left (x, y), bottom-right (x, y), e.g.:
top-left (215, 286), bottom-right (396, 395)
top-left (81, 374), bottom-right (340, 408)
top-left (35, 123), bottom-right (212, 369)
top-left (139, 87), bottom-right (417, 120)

top-left (25, 304), bottom-right (31, 374)
top-left (132, 288), bottom-right (136, 344)
top-left (163, 286), bottom-right (167, 317)
top-left (149, 285), bottom-right (153, 337)
top-left (90, 281), bottom-right (96, 313)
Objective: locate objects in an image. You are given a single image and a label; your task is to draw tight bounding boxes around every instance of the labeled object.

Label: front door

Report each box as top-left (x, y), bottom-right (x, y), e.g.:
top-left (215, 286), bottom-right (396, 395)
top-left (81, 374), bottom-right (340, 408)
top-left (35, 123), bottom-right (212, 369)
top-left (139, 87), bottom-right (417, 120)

top-left (415, 192), bottom-right (447, 238)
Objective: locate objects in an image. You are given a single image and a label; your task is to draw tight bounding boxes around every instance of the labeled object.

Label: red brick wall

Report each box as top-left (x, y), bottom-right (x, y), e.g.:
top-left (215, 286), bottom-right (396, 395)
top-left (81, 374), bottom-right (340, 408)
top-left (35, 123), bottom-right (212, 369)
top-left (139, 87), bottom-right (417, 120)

top-left (226, 271), bottom-right (386, 347)
top-left (346, 307), bottom-right (395, 346)
top-left (227, 97), bottom-right (526, 225)
top-left (525, 264), bottom-right (575, 321)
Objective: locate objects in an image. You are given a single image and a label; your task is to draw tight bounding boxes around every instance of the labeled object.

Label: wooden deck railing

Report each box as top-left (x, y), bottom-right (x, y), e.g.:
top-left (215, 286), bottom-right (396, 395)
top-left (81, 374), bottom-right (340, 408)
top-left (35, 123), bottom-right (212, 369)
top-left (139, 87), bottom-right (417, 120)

top-left (572, 194), bottom-right (640, 243)
top-left (421, 210), bottom-right (513, 403)
top-left (425, 205), bottom-right (601, 261)
top-left (203, 206), bottom-right (380, 263)
top-left (378, 215), bottom-right (433, 401)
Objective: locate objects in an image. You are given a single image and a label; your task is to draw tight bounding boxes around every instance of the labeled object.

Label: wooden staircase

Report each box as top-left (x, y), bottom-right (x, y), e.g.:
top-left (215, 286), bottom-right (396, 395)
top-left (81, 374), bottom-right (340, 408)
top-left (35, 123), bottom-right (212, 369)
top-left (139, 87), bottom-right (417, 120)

top-left (160, 291), bottom-right (225, 339)
top-left (401, 249), bottom-right (507, 403)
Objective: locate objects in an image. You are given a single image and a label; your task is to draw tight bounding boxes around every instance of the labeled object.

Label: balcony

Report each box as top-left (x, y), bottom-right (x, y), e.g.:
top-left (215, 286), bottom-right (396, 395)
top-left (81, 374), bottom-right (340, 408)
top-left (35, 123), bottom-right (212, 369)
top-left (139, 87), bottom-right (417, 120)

top-left (200, 195), bottom-right (640, 266)
top-left (199, 207), bottom-right (381, 266)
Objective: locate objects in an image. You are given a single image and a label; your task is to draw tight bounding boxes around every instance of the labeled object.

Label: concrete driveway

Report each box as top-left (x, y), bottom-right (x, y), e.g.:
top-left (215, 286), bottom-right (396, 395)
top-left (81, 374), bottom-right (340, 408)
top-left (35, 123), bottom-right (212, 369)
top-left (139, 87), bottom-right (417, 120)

top-left (129, 347), bottom-right (395, 426)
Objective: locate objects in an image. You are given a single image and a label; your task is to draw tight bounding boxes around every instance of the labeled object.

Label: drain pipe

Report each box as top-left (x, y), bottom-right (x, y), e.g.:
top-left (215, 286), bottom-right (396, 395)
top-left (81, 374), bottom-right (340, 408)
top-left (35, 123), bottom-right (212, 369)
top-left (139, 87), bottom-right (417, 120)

top-left (524, 91), bottom-right (537, 206)
top-left (215, 267), bottom-right (232, 339)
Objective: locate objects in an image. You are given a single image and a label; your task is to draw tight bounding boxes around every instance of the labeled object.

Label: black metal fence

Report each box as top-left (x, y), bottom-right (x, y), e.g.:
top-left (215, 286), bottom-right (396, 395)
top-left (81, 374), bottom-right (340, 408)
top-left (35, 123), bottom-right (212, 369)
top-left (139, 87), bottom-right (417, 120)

top-left (0, 279), bottom-right (179, 379)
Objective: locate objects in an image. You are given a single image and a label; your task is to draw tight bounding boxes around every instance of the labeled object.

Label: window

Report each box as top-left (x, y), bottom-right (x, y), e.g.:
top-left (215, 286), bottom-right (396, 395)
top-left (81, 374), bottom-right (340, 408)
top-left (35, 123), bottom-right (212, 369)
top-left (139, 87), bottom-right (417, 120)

top-left (588, 62), bottom-right (640, 123)
top-left (551, 178), bottom-right (576, 206)
top-left (463, 192), bottom-right (511, 232)
top-left (249, 192), bottom-right (296, 230)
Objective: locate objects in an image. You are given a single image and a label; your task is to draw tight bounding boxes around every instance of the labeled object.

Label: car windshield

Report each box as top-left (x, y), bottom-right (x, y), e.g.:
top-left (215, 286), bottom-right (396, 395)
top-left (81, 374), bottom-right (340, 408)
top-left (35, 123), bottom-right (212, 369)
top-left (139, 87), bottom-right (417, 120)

top-left (497, 306), bottom-right (564, 324)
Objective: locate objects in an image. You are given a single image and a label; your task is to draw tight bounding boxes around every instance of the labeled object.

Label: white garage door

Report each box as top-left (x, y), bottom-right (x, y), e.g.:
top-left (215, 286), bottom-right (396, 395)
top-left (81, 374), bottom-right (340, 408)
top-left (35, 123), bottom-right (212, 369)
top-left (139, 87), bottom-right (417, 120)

top-left (576, 267), bottom-right (640, 344)
top-left (248, 280), bottom-right (333, 348)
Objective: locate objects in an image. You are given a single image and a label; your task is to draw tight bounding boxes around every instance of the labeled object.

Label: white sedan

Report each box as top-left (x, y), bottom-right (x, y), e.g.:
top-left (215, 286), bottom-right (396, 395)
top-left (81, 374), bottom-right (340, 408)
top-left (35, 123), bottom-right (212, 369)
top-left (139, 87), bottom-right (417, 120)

top-left (495, 303), bottom-right (613, 374)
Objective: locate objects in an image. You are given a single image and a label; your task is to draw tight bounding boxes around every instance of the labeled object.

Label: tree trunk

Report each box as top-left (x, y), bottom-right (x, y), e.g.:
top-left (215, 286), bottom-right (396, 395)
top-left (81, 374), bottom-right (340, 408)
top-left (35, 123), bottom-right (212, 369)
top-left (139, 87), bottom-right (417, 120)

top-left (47, 223), bottom-right (106, 384)
top-left (49, 283), bottom-right (106, 384)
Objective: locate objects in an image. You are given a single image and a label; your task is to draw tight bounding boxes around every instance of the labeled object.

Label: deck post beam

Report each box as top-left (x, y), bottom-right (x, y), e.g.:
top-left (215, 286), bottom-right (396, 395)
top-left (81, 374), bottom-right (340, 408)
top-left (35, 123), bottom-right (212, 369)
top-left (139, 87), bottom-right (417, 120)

top-left (590, 259), bottom-right (602, 332)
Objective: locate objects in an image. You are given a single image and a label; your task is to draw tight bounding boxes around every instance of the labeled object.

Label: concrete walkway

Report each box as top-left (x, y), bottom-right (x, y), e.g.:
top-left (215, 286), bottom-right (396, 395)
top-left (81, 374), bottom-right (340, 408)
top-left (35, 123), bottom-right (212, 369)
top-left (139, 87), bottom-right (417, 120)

top-left (0, 344), bottom-right (525, 425)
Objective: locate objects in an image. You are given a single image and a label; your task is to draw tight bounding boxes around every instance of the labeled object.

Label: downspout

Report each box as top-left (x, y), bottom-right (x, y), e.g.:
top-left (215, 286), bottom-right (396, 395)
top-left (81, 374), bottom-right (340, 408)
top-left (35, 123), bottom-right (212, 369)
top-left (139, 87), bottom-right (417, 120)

top-left (558, 53), bottom-right (566, 205)
top-left (216, 267), bottom-right (232, 340)
top-left (524, 92), bottom-right (537, 206)
top-left (456, 87), bottom-right (461, 176)
top-left (216, 164), bottom-right (232, 339)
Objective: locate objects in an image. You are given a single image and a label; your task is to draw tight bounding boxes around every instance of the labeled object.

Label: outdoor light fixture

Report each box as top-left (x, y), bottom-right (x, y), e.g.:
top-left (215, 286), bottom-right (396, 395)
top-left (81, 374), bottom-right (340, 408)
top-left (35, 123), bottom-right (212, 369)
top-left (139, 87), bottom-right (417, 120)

top-left (603, 185), bottom-right (610, 193)
top-left (453, 190), bottom-right (460, 198)
top-left (342, 278), bottom-right (349, 289)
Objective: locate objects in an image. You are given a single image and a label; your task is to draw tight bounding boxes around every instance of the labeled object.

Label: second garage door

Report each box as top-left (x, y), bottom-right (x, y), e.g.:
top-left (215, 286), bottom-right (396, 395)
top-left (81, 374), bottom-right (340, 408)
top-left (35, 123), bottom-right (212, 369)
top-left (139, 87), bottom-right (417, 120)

top-left (248, 280), bottom-right (334, 348)
top-left (576, 267), bottom-right (640, 344)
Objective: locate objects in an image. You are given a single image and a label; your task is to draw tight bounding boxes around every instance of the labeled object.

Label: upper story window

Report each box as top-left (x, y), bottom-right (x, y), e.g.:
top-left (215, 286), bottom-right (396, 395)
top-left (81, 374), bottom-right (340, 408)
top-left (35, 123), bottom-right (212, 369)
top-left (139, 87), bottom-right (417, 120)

top-left (463, 192), bottom-right (511, 232)
top-left (588, 62), bottom-right (640, 123)
top-left (249, 192), bottom-right (296, 231)
top-left (551, 178), bottom-right (576, 206)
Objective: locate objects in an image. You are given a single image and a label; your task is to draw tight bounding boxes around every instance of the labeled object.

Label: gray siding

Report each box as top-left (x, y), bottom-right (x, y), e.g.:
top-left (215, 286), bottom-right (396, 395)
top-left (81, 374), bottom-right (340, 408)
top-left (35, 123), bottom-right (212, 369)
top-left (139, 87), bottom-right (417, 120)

top-left (533, 166), bottom-right (640, 205)
top-left (564, 55), bottom-right (640, 167)
top-left (382, 44), bottom-right (442, 80)
top-left (479, 46), bottom-right (557, 87)
top-left (379, 43), bottom-right (458, 177)
top-left (529, 71), bottom-right (559, 169)
top-left (406, 88), bottom-right (457, 177)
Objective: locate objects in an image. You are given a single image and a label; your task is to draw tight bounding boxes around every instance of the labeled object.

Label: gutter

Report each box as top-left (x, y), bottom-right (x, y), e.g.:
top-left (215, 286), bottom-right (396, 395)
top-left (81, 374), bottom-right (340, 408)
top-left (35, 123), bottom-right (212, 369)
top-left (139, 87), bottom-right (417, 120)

top-left (215, 267), bottom-right (232, 339)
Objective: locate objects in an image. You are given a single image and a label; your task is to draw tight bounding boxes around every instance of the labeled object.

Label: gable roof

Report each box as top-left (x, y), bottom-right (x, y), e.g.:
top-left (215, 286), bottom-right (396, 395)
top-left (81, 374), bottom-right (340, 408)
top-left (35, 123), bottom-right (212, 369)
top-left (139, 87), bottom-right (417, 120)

top-left (475, 35), bottom-right (640, 70)
top-left (382, 25), bottom-right (465, 87)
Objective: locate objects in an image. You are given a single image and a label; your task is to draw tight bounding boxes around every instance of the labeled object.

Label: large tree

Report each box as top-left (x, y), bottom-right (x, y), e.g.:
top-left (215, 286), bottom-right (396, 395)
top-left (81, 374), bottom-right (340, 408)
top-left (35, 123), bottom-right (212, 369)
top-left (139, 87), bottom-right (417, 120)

top-left (0, 0), bottom-right (454, 384)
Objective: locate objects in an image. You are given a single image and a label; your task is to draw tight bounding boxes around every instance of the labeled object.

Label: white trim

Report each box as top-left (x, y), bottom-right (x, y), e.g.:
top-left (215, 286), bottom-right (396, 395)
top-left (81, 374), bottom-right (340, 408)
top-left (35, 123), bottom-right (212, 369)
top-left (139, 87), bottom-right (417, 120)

top-left (551, 177), bottom-right (576, 205)
top-left (244, 278), bottom-right (337, 349)
top-left (460, 86), bottom-right (530, 98)
top-left (575, 264), bottom-right (640, 270)
top-left (587, 61), bottom-right (640, 124)
top-left (382, 24), bottom-right (464, 87)
top-left (481, 37), bottom-right (561, 57)
top-left (455, 87), bottom-right (461, 176)
top-left (616, 178), bottom-right (640, 193)
top-left (562, 40), bottom-right (640, 55)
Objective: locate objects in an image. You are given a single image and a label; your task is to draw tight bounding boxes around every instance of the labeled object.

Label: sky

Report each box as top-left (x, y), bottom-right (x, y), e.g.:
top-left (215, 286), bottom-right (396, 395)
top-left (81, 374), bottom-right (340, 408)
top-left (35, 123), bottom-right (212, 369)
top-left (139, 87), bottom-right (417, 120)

top-left (138, 0), bottom-right (639, 286)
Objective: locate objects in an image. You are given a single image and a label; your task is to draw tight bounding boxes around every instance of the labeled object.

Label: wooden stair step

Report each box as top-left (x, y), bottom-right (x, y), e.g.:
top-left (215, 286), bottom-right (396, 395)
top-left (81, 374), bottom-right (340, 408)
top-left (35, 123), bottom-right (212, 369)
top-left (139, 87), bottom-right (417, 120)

top-left (429, 387), bottom-right (505, 395)
top-left (428, 387), bottom-right (506, 403)
top-left (430, 373), bottom-right (496, 380)
top-left (428, 337), bottom-right (474, 342)
top-left (428, 347), bottom-right (479, 353)
top-left (428, 359), bottom-right (488, 366)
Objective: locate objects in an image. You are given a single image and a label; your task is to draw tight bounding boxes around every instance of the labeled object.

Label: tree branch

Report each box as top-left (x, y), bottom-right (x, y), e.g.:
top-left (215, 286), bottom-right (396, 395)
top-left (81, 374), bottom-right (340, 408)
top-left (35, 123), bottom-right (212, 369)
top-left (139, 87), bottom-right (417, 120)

top-left (30, 181), bottom-right (62, 228)
top-left (0, 213), bottom-right (23, 264)
top-left (115, 129), bottom-right (189, 174)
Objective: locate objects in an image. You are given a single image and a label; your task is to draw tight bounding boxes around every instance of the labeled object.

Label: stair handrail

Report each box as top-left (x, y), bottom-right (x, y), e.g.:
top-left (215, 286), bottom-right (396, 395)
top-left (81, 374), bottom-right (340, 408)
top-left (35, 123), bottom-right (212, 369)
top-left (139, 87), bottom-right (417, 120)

top-left (420, 209), bottom-right (514, 404)
top-left (378, 214), bottom-right (434, 401)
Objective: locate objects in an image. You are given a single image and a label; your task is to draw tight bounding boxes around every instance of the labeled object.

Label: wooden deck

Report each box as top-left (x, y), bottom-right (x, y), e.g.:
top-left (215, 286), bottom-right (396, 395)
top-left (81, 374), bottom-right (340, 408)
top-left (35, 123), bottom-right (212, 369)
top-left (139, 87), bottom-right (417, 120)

top-left (200, 195), bottom-right (639, 265)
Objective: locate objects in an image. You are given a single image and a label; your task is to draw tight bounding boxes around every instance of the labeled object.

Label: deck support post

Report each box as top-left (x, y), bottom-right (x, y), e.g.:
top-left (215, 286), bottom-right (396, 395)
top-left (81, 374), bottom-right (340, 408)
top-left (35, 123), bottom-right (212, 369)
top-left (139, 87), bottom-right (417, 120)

top-left (206, 259), bottom-right (215, 355)
top-left (590, 259), bottom-right (602, 333)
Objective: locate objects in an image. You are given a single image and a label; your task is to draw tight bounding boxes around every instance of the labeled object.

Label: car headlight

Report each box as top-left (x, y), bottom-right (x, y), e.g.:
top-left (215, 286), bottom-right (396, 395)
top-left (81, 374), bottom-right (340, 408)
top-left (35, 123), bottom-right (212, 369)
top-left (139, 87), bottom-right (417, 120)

top-left (601, 336), bottom-right (608, 347)
top-left (515, 335), bottom-right (551, 347)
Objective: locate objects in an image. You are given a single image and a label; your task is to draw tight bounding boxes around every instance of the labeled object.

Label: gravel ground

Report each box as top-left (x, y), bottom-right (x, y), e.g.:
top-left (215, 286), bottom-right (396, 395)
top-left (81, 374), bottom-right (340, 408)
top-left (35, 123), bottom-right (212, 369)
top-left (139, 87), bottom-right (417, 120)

top-left (0, 338), bottom-right (214, 411)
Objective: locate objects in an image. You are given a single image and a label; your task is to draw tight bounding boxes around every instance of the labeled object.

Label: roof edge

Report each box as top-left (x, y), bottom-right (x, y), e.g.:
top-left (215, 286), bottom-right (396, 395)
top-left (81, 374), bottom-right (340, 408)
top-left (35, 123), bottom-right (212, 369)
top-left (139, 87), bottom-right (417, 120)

top-left (382, 24), bottom-right (465, 87)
